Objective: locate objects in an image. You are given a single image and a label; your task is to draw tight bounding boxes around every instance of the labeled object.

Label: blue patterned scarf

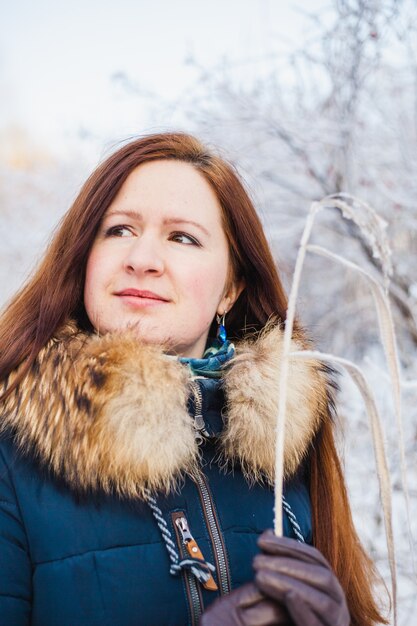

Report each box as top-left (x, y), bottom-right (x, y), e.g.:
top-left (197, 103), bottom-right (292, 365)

top-left (179, 339), bottom-right (235, 378)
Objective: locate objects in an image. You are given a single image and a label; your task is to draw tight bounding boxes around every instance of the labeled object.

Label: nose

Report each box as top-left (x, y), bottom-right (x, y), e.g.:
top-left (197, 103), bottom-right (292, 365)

top-left (123, 233), bottom-right (164, 276)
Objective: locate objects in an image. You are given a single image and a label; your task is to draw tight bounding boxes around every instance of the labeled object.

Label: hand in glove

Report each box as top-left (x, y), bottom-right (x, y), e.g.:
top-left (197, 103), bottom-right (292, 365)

top-left (200, 581), bottom-right (292, 626)
top-left (254, 530), bottom-right (350, 626)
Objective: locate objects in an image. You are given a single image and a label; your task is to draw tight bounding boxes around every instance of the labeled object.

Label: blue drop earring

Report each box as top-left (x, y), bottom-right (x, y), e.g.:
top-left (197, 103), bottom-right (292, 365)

top-left (216, 311), bottom-right (227, 345)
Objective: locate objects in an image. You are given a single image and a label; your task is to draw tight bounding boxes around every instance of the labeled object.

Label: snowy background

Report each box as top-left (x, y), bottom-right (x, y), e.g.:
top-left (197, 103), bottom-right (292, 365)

top-left (1, 1), bottom-right (416, 623)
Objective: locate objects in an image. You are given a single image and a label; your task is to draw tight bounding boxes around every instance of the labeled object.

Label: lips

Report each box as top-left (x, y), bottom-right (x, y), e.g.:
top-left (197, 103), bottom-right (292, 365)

top-left (115, 289), bottom-right (169, 302)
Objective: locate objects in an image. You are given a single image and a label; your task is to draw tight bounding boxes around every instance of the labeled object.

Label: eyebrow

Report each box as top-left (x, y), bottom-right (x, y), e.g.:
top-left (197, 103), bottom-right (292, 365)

top-left (105, 210), bottom-right (211, 237)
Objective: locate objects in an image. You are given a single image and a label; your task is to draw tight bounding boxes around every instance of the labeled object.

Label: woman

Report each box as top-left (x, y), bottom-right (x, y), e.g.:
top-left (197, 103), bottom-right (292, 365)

top-left (0, 132), bottom-right (386, 625)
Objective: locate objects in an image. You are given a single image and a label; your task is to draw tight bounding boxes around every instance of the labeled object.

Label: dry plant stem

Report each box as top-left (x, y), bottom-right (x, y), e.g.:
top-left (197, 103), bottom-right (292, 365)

top-left (292, 350), bottom-right (398, 626)
top-left (307, 243), bottom-right (415, 575)
top-left (274, 202), bottom-right (321, 537)
top-left (317, 194), bottom-right (393, 285)
top-left (275, 195), bottom-right (405, 626)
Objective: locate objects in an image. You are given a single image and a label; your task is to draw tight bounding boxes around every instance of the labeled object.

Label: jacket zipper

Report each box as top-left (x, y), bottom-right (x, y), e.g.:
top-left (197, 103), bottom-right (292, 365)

top-left (195, 472), bottom-right (231, 595)
top-left (172, 511), bottom-right (203, 626)
top-left (190, 379), bottom-right (209, 444)
top-left (190, 380), bottom-right (232, 596)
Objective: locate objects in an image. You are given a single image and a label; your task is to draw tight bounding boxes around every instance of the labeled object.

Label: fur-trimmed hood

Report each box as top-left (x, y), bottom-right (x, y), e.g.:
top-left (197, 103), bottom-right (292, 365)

top-left (0, 322), bottom-right (334, 500)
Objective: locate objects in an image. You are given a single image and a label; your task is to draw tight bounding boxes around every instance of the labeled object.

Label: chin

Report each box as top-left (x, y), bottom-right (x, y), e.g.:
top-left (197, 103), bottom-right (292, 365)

top-left (122, 324), bottom-right (174, 350)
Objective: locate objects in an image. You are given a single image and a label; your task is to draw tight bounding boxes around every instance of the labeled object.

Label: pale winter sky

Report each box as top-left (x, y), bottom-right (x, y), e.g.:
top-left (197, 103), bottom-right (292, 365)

top-left (1, 0), bottom-right (327, 159)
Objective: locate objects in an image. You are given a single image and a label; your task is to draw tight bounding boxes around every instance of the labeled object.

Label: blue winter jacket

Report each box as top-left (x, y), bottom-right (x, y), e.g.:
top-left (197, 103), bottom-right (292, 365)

top-left (0, 322), bottom-right (330, 626)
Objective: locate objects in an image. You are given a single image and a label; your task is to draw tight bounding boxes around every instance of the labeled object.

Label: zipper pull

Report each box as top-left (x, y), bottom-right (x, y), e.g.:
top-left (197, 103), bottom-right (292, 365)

top-left (175, 515), bottom-right (218, 591)
top-left (190, 380), bottom-right (210, 444)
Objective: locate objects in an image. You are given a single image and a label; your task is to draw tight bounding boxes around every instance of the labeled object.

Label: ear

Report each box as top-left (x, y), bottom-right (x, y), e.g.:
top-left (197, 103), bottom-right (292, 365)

top-left (217, 279), bottom-right (245, 316)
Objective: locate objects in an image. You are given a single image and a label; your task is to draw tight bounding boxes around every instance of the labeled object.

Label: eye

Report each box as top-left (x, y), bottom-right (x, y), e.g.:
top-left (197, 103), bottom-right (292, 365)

top-left (104, 225), bottom-right (134, 238)
top-left (170, 232), bottom-right (201, 246)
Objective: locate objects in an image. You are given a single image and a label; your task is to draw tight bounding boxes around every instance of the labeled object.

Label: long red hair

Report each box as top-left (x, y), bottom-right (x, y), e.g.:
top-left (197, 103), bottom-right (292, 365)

top-left (0, 132), bottom-right (386, 624)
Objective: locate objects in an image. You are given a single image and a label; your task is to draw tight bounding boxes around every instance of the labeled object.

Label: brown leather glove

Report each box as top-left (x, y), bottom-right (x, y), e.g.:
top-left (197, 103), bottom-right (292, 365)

top-left (200, 582), bottom-right (292, 626)
top-left (254, 530), bottom-right (350, 626)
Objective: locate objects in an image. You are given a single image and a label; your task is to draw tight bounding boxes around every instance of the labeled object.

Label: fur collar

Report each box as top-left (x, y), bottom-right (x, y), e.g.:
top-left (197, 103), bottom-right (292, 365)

top-left (1, 322), bottom-right (333, 499)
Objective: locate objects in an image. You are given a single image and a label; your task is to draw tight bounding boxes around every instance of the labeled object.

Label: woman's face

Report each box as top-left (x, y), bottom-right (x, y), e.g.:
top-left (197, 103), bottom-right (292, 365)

top-left (84, 159), bottom-right (241, 358)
